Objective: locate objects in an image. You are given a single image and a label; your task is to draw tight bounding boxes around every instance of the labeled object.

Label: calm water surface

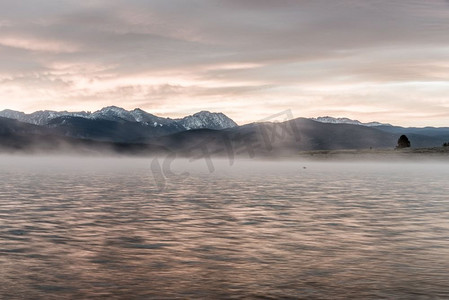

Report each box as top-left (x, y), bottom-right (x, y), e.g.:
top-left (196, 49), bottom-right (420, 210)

top-left (0, 156), bottom-right (449, 299)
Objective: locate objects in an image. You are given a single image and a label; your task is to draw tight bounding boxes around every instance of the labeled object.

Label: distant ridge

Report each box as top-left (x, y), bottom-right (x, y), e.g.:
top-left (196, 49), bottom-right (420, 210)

top-left (311, 116), bottom-right (391, 127)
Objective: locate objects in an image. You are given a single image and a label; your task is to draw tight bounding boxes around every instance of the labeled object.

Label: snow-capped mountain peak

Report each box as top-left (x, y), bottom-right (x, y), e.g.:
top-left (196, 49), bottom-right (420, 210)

top-left (176, 111), bottom-right (238, 130)
top-left (0, 109), bottom-right (90, 125)
top-left (0, 109), bottom-right (27, 120)
top-left (311, 116), bottom-right (390, 127)
top-left (90, 106), bottom-right (136, 122)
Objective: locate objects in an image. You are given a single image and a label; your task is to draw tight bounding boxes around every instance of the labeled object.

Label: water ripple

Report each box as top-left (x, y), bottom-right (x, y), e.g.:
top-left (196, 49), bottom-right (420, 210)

top-left (0, 158), bottom-right (448, 299)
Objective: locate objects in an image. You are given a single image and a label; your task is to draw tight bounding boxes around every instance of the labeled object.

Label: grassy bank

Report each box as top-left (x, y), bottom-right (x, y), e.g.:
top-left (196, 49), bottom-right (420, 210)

top-left (297, 147), bottom-right (449, 160)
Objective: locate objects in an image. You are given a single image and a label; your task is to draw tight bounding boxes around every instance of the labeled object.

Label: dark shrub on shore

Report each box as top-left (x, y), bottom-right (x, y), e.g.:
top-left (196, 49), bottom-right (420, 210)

top-left (396, 135), bottom-right (411, 149)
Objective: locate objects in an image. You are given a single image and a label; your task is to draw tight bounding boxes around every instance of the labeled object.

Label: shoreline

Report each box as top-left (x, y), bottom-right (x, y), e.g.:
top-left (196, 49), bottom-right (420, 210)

top-left (296, 147), bottom-right (449, 160)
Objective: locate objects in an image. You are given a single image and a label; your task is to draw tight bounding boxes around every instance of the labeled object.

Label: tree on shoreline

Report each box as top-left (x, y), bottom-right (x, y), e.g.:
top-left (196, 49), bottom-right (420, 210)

top-left (396, 135), bottom-right (411, 149)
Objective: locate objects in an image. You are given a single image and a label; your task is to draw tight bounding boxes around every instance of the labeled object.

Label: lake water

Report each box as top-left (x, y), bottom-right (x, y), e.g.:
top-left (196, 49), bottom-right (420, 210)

top-left (1, 156), bottom-right (449, 299)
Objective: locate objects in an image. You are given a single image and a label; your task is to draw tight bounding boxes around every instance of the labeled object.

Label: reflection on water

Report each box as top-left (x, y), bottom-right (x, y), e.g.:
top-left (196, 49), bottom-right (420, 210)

top-left (1, 157), bottom-right (449, 299)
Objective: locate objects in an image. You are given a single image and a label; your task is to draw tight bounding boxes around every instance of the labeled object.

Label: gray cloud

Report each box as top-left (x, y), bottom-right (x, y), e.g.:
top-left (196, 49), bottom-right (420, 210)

top-left (1, 0), bottom-right (449, 126)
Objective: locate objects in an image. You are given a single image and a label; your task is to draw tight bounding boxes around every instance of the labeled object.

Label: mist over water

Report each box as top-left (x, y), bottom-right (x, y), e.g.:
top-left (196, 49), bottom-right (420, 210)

top-left (1, 156), bottom-right (449, 299)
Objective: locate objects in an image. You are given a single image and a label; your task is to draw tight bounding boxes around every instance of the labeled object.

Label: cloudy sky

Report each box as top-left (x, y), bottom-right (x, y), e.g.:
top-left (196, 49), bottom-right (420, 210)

top-left (1, 0), bottom-right (449, 126)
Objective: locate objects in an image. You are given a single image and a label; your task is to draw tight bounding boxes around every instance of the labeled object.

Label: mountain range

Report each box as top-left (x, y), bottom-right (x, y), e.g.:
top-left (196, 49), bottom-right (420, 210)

top-left (1, 107), bottom-right (449, 156)
top-left (0, 106), bottom-right (237, 129)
